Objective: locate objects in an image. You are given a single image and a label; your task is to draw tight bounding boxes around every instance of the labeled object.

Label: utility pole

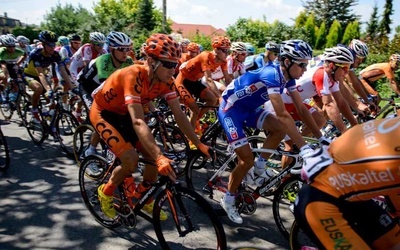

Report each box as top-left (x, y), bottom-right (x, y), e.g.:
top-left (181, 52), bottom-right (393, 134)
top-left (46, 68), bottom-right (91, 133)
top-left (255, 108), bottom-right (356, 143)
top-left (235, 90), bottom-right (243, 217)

top-left (162, 0), bottom-right (167, 33)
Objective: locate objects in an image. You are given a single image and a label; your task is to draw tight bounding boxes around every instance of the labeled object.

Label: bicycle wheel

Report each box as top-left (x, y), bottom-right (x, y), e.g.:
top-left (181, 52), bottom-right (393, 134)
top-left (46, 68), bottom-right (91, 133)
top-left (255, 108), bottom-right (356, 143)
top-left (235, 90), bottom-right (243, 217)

top-left (153, 185), bottom-right (227, 250)
top-left (272, 175), bottom-right (304, 240)
top-left (0, 127), bottom-right (10, 171)
top-left (289, 220), bottom-right (319, 250)
top-left (152, 124), bottom-right (190, 177)
top-left (56, 110), bottom-right (80, 157)
top-left (79, 155), bottom-right (121, 228)
top-left (382, 104), bottom-right (400, 119)
top-left (16, 92), bottom-right (31, 126)
top-left (23, 102), bottom-right (47, 144)
top-left (0, 93), bottom-right (14, 120)
top-left (73, 124), bottom-right (96, 166)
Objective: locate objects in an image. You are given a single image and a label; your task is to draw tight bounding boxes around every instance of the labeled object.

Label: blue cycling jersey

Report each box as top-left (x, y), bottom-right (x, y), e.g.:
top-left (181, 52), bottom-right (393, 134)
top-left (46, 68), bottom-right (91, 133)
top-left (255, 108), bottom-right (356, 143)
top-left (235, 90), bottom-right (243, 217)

top-left (221, 63), bottom-right (295, 111)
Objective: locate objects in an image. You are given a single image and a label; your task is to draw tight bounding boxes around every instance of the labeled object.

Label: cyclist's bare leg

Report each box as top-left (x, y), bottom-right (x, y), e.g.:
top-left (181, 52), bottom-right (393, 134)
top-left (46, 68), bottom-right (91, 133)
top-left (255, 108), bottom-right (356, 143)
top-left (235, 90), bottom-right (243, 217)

top-left (89, 132), bottom-right (101, 149)
top-left (197, 88), bottom-right (218, 120)
top-left (29, 80), bottom-right (44, 108)
top-left (187, 101), bottom-right (200, 129)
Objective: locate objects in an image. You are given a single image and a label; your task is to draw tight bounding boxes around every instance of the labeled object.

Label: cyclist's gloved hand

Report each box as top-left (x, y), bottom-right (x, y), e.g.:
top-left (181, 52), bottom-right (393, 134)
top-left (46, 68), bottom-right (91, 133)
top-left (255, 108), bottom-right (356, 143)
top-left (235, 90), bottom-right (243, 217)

top-left (197, 143), bottom-right (211, 158)
top-left (45, 89), bottom-right (53, 99)
top-left (156, 155), bottom-right (176, 181)
top-left (318, 136), bottom-right (332, 146)
top-left (299, 145), bottom-right (333, 183)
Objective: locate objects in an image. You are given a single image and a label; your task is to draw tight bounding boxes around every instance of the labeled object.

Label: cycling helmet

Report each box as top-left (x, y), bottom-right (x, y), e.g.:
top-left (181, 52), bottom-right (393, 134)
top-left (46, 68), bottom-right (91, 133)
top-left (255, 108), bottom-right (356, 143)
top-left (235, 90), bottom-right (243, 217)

top-left (323, 46), bottom-right (354, 64)
top-left (107, 31), bottom-right (132, 47)
top-left (265, 41), bottom-right (280, 54)
top-left (58, 36), bottom-right (70, 46)
top-left (145, 33), bottom-right (181, 61)
top-left (349, 39), bottom-right (369, 58)
top-left (390, 54), bottom-right (400, 62)
top-left (68, 33), bottom-right (81, 41)
top-left (212, 36), bottom-right (231, 49)
top-left (7, 34), bottom-right (16, 39)
top-left (180, 38), bottom-right (191, 47)
top-left (244, 43), bottom-right (255, 55)
top-left (38, 30), bottom-right (58, 43)
top-left (187, 42), bottom-right (200, 53)
top-left (1, 35), bottom-right (16, 47)
top-left (89, 32), bottom-right (106, 44)
top-left (198, 44), bottom-right (204, 52)
top-left (280, 39), bottom-right (313, 60)
top-left (231, 42), bottom-right (247, 53)
top-left (16, 35), bottom-right (30, 45)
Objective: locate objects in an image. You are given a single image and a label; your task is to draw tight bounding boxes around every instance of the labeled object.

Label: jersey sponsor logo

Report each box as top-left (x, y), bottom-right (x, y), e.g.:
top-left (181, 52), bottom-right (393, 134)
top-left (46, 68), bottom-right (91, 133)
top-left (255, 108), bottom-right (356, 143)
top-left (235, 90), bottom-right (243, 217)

top-left (134, 71), bottom-right (144, 94)
top-left (320, 217), bottom-right (352, 249)
top-left (363, 118), bottom-right (400, 150)
top-left (95, 122), bottom-right (120, 148)
top-left (328, 168), bottom-right (395, 188)
top-left (223, 117), bottom-right (238, 140)
top-left (103, 88), bottom-right (117, 103)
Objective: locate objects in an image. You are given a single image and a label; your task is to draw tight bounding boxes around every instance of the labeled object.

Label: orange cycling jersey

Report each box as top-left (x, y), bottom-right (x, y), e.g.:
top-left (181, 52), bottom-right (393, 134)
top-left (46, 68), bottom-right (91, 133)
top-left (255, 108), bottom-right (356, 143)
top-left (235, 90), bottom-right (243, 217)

top-left (359, 62), bottom-right (394, 88)
top-left (92, 64), bottom-right (178, 115)
top-left (179, 51), bottom-right (227, 81)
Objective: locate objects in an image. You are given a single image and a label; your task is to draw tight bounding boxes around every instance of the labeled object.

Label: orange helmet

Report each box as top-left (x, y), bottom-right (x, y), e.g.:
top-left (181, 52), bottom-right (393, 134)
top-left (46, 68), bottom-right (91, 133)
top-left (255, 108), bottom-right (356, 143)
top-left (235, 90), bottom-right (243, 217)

top-left (187, 42), bottom-right (200, 53)
top-left (145, 33), bottom-right (181, 61)
top-left (212, 36), bottom-right (231, 49)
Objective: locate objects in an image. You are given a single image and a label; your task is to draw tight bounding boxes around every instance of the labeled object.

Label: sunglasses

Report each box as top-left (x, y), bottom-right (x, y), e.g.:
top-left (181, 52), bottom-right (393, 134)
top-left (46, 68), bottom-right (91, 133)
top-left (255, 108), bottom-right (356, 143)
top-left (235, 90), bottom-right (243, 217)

top-left (159, 60), bottom-right (178, 69)
top-left (218, 48), bottom-right (230, 54)
top-left (292, 59), bottom-right (308, 69)
top-left (94, 43), bottom-right (104, 47)
top-left (112, 46), bottom-right (131, 53)
top-left (238, 52), bottom-right (247, 56)
top-left (71, 41), bottom-right (81, 45)
top-left (334, 63), bottom-right (350, 71)
top-left (45, 42), bottom-right (56, 48)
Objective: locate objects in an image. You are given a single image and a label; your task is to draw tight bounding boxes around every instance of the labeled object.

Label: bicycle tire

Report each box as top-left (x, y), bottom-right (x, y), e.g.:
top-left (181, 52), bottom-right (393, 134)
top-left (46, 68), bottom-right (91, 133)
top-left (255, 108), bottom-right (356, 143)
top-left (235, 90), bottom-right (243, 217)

top-left (0, 127), bottom-right (10, 171)
top-left (153, 185), bottom-right (227, 250)
top-left (289, 220), bottom-right (319, 250)
top-left (73, 124), bottom-right (96, 167)
top-left (152, 123), bottom-right (190, 177)
top-left (272, 175), bottom-right (304, 240)
top-left (381, 104), bottom-right (400, 119)
top-left (79, 154), bottom-right (121, 228)
top-left (0, 100), bottom-right (13, 120)
top-left (23, 102), bottom-right (47, 144)
top-left (55, 110), bottom-right (80, 156)
top-left (16, 92), bottom-right (31, 125)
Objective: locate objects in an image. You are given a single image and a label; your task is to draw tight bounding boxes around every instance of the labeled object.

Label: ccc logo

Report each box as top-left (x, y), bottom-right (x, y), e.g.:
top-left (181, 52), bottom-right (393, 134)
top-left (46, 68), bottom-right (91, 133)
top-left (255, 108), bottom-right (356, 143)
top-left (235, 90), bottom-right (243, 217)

top-left (95, 122), bottom-right (119, 148)
top-left (104, 88), bottom-right (117, 103)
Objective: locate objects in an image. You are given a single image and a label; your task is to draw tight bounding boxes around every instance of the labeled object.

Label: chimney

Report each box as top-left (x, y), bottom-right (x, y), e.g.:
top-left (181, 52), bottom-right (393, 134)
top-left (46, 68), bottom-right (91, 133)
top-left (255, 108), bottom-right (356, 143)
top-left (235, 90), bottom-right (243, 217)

top-left (4, 12), bottom-right (7, 18)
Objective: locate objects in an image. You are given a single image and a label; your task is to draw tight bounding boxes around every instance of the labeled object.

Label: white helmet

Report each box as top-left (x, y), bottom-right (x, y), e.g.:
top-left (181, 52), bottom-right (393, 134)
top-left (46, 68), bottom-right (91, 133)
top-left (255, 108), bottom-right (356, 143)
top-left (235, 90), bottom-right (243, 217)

top-left (323, 46), bottom-right (354, 64)
top-left (16, 35), bottom-right (30, 45)
top-left (107, 31), bottom-right (132, 47)
top-left (89, 32), bottom-right (106, 43)
top-left (180, 38), bottom-right (191, 47)
top-left (390, 54), bottom-right (400, 62)
top-left (280, 39), bottom-right (313, 60)
top-left (349, 39), bottom-right (369, 58)
top-left (231, 42), bottom-right (247, 53)
top-left (2, 35), bottom-right (16, 47)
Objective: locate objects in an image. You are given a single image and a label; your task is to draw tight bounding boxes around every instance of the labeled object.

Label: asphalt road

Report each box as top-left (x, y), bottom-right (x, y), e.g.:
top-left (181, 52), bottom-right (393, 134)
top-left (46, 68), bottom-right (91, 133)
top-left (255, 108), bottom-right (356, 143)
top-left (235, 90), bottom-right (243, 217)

top-left (0, 115), bottom-right (290, 250)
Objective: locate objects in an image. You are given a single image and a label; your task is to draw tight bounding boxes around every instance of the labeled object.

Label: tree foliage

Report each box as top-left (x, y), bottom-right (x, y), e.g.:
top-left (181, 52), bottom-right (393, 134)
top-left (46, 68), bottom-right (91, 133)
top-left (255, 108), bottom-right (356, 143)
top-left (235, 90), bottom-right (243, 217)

top-left (366, 3), bottom-right (379, 40)
top-left (341, 20), bottom-right (360, 45)
top-left (378, 0), bottom-right (394, 36)
top-left (325, 20), bottom-right (342, 47)
top-left (315, 21), bottom-right (326, 49)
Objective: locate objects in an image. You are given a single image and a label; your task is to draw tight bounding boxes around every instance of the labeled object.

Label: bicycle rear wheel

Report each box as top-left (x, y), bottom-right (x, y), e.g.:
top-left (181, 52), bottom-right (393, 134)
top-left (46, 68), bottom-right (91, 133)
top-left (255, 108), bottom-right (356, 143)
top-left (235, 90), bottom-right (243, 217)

top-left (79, 155), bottom-right (121, 228)
top-left (289, 220), bottom-right (319, 250)
top-left (23, 102), bottom-right (47, 144)
top-left (0, 127), bottom-right (10, 171)
top-left (153, 185), bottom-right (227, 250)
top-left (16, 92), bottom-right (31, 126)
top-left (272, 175), bottom-right (304, 240)
top-left (56, 110), bottom-right (79, 157)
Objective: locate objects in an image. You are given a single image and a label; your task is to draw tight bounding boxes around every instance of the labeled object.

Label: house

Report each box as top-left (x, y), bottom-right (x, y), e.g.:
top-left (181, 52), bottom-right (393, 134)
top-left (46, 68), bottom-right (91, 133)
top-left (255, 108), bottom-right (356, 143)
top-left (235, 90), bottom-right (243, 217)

top-left (171, 21), bottom-right (226, 39)
top-left (0, 12), bottom-right (22, 34)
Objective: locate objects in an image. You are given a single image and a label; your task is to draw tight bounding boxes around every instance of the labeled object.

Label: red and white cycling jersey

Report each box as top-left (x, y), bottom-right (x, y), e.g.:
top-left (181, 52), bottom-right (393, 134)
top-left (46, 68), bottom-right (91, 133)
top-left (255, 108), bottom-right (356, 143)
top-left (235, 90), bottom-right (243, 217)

top-left (69, 43), bottom-right (107, 81)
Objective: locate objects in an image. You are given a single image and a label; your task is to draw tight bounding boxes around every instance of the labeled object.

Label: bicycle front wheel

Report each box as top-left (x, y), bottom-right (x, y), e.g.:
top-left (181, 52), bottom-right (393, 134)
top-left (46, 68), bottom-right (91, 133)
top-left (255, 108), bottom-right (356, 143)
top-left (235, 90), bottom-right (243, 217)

top-left (289, 220), bottom-right (319, 250)
top-left (153, 185), bottom-right (227, 250)
top-left (56, 110), bottom-right (80, 157)
top-left (23, 102), bottom-right (47, 144)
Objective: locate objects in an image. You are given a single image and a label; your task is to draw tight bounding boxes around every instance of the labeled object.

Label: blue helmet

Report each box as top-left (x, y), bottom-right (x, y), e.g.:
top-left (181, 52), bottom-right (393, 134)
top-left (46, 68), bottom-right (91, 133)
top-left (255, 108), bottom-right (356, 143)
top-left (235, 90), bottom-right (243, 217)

top-left (244, 43), bottom-right (255, 55)
top-left (280, 39), bottom-right (313, 60)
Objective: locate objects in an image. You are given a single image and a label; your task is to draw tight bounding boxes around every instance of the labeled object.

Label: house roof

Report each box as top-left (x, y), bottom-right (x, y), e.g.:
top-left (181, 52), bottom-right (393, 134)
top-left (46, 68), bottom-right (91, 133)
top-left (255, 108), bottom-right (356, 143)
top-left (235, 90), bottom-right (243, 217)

top-left (171, 21), bottom-right (226, 38)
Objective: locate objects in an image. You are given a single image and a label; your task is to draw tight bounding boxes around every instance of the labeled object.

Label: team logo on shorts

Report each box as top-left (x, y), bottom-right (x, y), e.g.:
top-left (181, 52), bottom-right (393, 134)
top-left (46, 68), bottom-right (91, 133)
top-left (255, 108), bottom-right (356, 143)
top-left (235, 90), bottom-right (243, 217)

top-left (224, 117), bottom-right (238, 139)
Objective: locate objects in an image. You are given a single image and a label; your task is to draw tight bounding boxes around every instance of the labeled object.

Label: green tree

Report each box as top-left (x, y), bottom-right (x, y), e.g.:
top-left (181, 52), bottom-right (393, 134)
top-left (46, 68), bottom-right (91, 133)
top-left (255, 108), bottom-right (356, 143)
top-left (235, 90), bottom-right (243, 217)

top-left (301, 0), bottom-right (360, 32)
top-left (304, 14), bottom-right (316, 47)
top-left (365, 3), bottom-right (379, 40)
top-left (325, 20), bottom-right (342, 47)
top-left (134, 0), bottom-right (156, 33)
top-left (378, 0), bottom-right (393, 36)
top-left (341, 20), bottom-right (360, 45)
top-left (12, 25), bottom-right (40, 43)
top-left (315, 21), bottom-right (326, 49)
top-left (294, 11), bottom-right (308, 28)
top-left (41, 3), bottom-right (94, 37)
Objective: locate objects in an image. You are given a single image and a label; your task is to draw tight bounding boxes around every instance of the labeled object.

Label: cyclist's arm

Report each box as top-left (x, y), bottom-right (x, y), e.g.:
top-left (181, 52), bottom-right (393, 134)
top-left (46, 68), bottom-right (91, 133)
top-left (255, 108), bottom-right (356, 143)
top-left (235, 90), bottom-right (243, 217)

top-left (346, 71), bottom-right (371, 104)
top-left (269, 92), bottom-right (306, 148)
top-left (331, 90), bottom-right (358, 127)
top-left (204, 69), bottom-right (220, 96)
top-left (222, 69), bottom-right (233, 85)
top-left (16, 53), bottom-right (27, 66)
top-left (289, 90), bottom-right (322, 138)
top-left (321, 93), bottom-right (347, 133)
top-left (388, 77), bottom-right (400, 95)
top-left (58, 64), bottom-right (73, 89)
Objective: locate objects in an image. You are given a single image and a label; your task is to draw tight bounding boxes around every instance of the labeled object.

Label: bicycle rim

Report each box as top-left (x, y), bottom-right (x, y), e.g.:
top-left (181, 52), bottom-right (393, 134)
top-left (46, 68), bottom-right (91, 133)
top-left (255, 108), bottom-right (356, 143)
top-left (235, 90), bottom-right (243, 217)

top-left (57, 111), bottom-right (79, 157)
top-left (16, 93), bottom-right (31, 125)
top-left (153, 186), bottom-right (227, 250)
top-left (0, 128), bottom-right (10, 171)
top-left (273, 175), bottom-right (303, 240)
top-left (289, 220), bottom-right (319, 250)
top-left (79, 155), bottom-right (121, 228)
top-left (73, 124), bottom-right (95, 166)
top-left (24, 103), bottom-right (46, 144)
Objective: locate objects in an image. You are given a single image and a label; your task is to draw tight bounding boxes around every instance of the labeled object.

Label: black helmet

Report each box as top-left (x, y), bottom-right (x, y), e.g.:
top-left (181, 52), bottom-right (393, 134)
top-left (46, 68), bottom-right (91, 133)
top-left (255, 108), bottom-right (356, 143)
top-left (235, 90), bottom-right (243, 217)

top-left (68, 33), bottom-right (81, 41)
top-left (38, 30), bottom-right (58, 43)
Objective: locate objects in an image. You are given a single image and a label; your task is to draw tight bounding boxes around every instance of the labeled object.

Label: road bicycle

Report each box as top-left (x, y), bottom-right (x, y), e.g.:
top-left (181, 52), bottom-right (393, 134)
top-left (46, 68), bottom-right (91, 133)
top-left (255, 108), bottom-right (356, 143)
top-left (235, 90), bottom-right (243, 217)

top-left (185, 135), bottom-right (314, 239)
top-left (23, 88), bottom-right (79, 156)
top-left (0, 124), bottom-right (10, 172)
top-left (79, 154), bottom-right (227, 250)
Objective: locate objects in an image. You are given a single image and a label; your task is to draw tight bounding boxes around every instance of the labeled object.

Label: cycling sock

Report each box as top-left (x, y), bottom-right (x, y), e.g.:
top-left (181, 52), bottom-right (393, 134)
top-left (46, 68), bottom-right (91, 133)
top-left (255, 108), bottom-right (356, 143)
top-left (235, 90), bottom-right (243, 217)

top-left (103, 182), bottom-right (116, 196)
top-left (224, 192), bottom-right (235, 204)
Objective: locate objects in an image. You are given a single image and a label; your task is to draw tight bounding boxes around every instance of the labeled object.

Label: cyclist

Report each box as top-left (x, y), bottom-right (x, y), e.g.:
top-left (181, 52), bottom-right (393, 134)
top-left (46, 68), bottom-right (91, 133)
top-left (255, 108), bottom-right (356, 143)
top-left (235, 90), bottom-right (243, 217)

top-left (175, 42), bottom-right (200, 77)
top-left (24, 30), bottom-right (74, 122)
top-left (218, 39), bottom-right (332, 224)
top-left (175, 36), bottom-right (232, 133)
top-left (90, 33), bottom-right (210, 219)
top-left (245, 41), bottom-right (280, 71)
top-left (359, 53), bottom-right (400, 104)
top-left (16, 35), bottom-right (32, 67)
top-left (244, 42), bottom-right (255, 56)
top-left (78, 31), bottom-right (134, 175)
top-left (294, 117), bottom-right (400, 249)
